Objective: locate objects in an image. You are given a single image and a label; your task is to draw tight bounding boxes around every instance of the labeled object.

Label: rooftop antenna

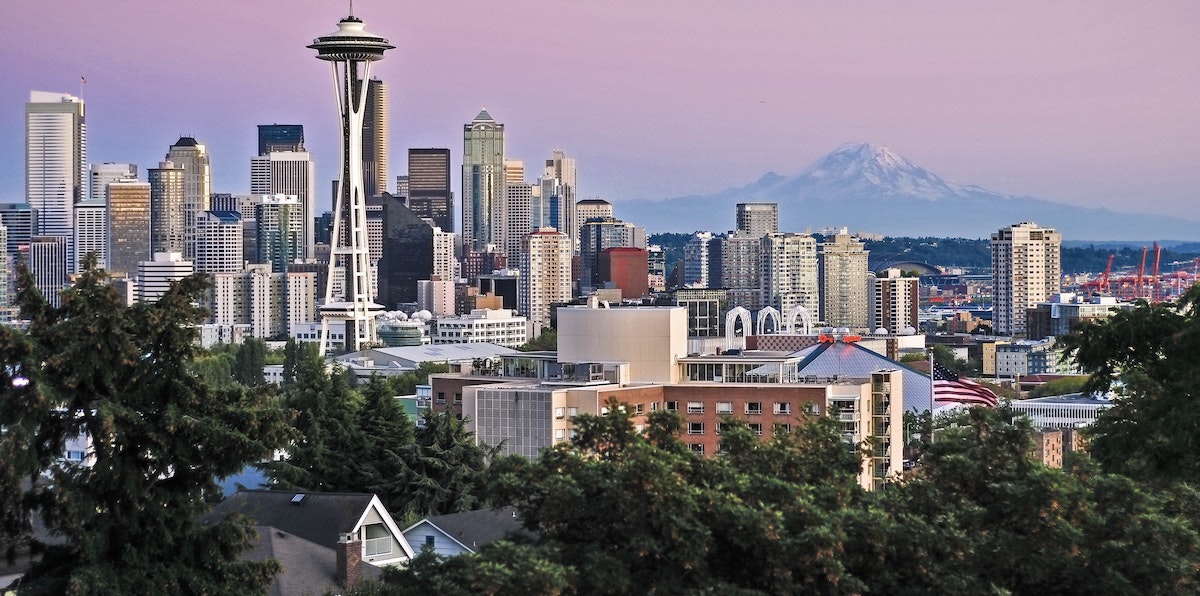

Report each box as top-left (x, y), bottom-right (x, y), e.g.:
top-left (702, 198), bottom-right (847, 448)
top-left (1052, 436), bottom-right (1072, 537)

top-left (349, 0), bottom-right (353, 17)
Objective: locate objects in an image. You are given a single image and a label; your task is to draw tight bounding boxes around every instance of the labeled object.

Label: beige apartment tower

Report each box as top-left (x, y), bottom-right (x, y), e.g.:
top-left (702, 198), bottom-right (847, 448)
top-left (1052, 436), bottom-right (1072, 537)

top-left (820, 230), bottom-right (869, 329)
top-left (991, 221), bottom-right (1061, 336)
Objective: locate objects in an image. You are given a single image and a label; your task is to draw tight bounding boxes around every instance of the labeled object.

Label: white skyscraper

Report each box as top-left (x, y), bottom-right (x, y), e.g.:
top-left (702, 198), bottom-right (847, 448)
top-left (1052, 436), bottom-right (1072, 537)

top-left (26, 91), bottom-right (86, 273)
top-left (89, 163), bottom-right (136, 202)
top-left (503, 160), bottom-right (533, 264)
top-left (432, 226), bottom-right (458, 281)
top-left (519, 228), bottom-right (572, 336)
top-left (195, 210), bottom-right (244, 274)
top-left (761, 232), bottom-right (819, 317)
top-left (683, 232), bottom-right (715, 288)
top-left (137, 252), bottom-right (194, 304)
top-left (165, 137), bottom-right (211, 261)
top-left (74, 199), bottom-right (107, 270)
top-left (820, 230), bottom-right (870, 329)
top-left (991, 221), bottom-right (1062, 336)
top-left (539, 150), bottom-right (577, 249)
top-left (869, 268), bottom-right (919, 334)
top-left (250, 151), bottom-right (317, 259)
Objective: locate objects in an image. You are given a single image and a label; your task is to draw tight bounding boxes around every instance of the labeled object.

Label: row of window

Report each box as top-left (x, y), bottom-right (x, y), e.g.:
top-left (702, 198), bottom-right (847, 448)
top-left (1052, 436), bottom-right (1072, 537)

top-left (686, 422), bottom-right (792, 435)
top-left (663, 401), bottom-right (815, 415)
top-left (434, 392), bottom-right (462, 404)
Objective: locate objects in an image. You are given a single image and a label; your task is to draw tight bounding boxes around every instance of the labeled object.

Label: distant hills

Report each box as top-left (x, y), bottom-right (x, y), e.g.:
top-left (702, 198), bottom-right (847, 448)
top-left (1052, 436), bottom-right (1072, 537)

top-left (614, 143), bottom-right (1200, 242)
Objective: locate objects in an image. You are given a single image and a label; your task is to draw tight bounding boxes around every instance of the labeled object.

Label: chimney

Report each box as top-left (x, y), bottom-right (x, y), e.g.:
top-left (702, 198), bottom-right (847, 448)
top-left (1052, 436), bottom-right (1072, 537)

top-left (336, 532), bottom-right (362, 588)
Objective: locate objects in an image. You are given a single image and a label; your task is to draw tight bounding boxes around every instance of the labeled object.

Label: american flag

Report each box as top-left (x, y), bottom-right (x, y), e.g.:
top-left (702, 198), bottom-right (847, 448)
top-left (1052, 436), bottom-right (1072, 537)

top-left (932, 360), bottom-right (999, 407)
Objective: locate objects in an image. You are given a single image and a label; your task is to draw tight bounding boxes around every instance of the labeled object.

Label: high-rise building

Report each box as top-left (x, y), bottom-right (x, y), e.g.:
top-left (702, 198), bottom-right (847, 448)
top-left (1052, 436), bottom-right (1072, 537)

top-left (26, 91), bottom-right (86, 273)
top-left (257, 124), bottom-right (304, 154)
top-left (462, 109), bottom-right (505, 252)
top-left (165, 137), bottom-right (211, 261)
top-left (519, 228), bottom-right (572, 335)
top-left (195, 210), bottom-right (244, 274)
top-left (310, 14), bottom-right (393, 353)
top-left (0, 204), bottom-right (37, 259)
top-left (716, 232), bottom-right (765, 310)
top-left (89, 163), bottom-right (136, 202)
top-left (251, 151), bottom-right (317, 259)
top-left (736, 203), bottom-right (778, 237)
top-left (992, 221), bottom-right (1062, 336)
top-left (761, 233), bottom-right (819, 317)
top-left (503, 160), bottom-right (534, 264)
top-left (406, 148), bottom-right (453, 232)
top-left (869, 268), bottom-right (919, 334)
top-left (537, 151), bottom-right (577, 248)
top-left (575, 198), bottom-right (612, 238)
top-left (819, 230), bottom-right (869, 329)
top-left (647, 245), bottom-right (666, 292)
top-left (0, 225), bottom-right (8, 320)
top-left (362, 79), bottom-right (388, 198)
top-left (432, 226), bottom-right (458, 281)
top-left (682, 231), bottom-right (716, 288)
top-left (28, 236), bottom-right (69, 307)
top-left (148, 161), bottom-right (186, 255)
top-left (579, 217), bottom-right (639, 294)
top-left (106, 177), bottom-right (152, 276)
top-left (74, 199), bottom-right (107, 269)
top-left (255, 194), bottom-right (304, 273)
top-left (599, 247), bottom-right (649, 299)
top-left (138, 252), bottom-right (194, 303)
top-left (368, 195), bottom-right (434, 308)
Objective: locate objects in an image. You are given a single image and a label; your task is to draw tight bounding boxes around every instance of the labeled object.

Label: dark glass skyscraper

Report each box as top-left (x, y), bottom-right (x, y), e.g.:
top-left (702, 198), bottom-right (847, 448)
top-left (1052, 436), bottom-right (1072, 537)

top-left (407, 148), bottom-right (453, 232)
top-left (257, 124), bottom-right (305, 154)
top-left (368, 194), bottom-right (433, 307)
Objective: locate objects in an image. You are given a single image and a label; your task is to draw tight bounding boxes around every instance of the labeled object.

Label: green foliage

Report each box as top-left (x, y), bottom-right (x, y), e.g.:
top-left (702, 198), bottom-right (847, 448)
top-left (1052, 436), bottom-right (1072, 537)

top-left (1027, 375), bottom-right (1091, 398)
top-left (1062, 284), bottom-right (1200, 485)
top-left (0, 258), bottom-right (291, 594)
top-left (385, 361), bottom-right (449, 396)
top-left (396, 409), bottom-right (494, 523)
top-left (232, 337), bottom-right (268, 387)
top-left (518, 327), bottom-right (557, 352)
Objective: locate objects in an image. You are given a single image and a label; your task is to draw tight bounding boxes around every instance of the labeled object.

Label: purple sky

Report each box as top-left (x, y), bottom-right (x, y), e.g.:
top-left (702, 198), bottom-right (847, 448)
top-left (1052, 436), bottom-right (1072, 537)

top-left (2, 1), bottom-right (1197, 219)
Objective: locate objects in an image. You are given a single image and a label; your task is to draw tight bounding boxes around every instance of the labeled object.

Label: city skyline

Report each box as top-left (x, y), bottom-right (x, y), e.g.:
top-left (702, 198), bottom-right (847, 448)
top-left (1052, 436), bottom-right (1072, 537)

top-left (1, 1), bottom-right (1198, 221)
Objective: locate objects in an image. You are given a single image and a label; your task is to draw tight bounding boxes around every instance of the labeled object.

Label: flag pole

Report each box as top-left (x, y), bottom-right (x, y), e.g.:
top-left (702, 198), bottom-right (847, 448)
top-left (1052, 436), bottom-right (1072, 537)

top-left (928, 349), bottom-right (935, 414)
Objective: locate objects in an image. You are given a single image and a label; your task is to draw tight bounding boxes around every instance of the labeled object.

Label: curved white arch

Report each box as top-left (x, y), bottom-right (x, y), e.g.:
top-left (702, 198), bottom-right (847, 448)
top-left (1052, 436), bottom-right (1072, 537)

top-left (785, 305), bottom-right (813, 335)
top-left (725, 306), bottom-right (752, 350)
top-left (756, 306), bottom-right (781, 336)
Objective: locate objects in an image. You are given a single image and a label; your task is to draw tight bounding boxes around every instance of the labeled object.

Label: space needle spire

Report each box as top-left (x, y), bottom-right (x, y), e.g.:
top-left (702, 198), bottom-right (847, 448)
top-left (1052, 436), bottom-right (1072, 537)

top-left (310, 14), bottom-right (394, 355)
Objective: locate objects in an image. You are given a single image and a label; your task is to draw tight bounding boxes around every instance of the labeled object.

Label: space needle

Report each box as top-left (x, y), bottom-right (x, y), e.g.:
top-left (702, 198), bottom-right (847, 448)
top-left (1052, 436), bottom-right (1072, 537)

top-left (309, 13), bottom-right (393, 355)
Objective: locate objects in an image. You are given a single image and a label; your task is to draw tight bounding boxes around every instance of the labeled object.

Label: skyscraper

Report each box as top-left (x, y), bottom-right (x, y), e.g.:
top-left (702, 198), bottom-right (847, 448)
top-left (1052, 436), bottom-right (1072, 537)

top-left (251, 151), bottom-right (316, 259)
top-left (683, 232), bottom-right (716, 288)
top-left (0, 204), bottom-right (36, 257)
top-left (257, 124), bottom-right (304, 154)
top-left (869, 268), bottom-right (919, 334)
top-left (537, 151), bottom-right (577, 248)
top-left (579, 217), bottom-right (639, 294)
top-left (165, 137), bottom-right (211, 261)
top-left (761, 232), bottom-right (819, 317)
top-left (255, 194), bottom-right (304, 273)
top-left (310, 13), bottom-right (393, 353)
top-left (74, 199), bottom-right (107, 269)
top-left (89, 163), bottom-right (136, 202)
top-left (106, 177), bottom-right (152, 276)
top-left (149, 161), bottom-right (186, 255)
top-left (195, 210), bottom-right (244, 274)
top-left (362, 79), bottom-right (388, 198)
top-left (575, 198), bottom-right (612, 234)
top-left (462, 109), bottom-right (505, 252)
top-left (368, 195), bottom-right (434, 308)
top-left (819, 230), bottom-right (869, 329)
top-left (736, 203), bottom-right (778, 237)
top-left (28, 236), bottom-right (68, 308)
top-left (407, 148), bottom-right (453, 232)
top-left (717, 232), bottom-right (765, 310)
top-left (26, 91), bottom-right (85, 272)
top-left (520, 228), bottom-right (572, 335)
top-left (503, 160), bottom-right (533, 264)
top-left (991, 221), bottom-right (1062, 336)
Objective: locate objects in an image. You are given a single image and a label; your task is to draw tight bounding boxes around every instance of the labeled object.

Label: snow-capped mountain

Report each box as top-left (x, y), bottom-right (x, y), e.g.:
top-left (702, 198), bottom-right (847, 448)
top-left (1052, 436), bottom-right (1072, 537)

top-left (614, 143), bottom-right (1199, 241)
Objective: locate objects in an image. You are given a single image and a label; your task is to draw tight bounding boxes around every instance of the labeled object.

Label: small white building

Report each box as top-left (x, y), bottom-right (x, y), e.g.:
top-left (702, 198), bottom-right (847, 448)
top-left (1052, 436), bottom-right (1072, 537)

top-left (433, 309), bottom-right (528, 348)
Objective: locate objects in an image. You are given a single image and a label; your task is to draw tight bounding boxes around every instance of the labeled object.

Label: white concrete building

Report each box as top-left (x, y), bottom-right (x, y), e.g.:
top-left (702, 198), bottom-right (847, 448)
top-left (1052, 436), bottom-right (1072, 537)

top-left (557, 304), bottom-right (688, 384)
top-left (433, 309), bottom-right (528, 348)
top-left (137, 252), bottom-right (194, 303)
top-left (73, 199), bottom-right (107, 269)
top-left (195, 210), bottom-right (244, 274)
top-left (251, 151), bottom-right (316, 259)
top-left (992, 221), bottom-right (1062, 336)
top-left (761, 232), bottom-right (819, 318)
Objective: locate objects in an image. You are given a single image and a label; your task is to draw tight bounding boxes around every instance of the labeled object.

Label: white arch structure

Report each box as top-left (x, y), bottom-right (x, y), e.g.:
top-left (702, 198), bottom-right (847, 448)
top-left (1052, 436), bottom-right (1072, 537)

top-left (725, 306), bottom-right (752, 350)
top-left (785, 305), bottom-right (813, 335)
top-left (756, 306), bottom-right (781, 336)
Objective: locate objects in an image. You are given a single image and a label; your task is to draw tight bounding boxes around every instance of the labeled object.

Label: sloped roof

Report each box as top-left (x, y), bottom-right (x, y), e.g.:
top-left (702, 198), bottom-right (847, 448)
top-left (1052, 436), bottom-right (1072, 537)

top-left (205, 491), bottom-right (375, 551)
top-left (346, 343), bottom-right (517, 367)
top-left (474, 108), bottom-right (494, 122)
top-left (243, 525), bottom-right (383, 596)
top-left (405, 506), bottom-right (530, 553)
top-left (792, 341), bottom-right (933, 412)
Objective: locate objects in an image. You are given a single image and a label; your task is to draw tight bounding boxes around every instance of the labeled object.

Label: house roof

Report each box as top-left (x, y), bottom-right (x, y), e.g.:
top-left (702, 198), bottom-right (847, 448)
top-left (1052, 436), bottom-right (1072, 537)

top-left (404, 506), bottom-right (530, 553)
top-left (791, 341), bottom-right (933, 412)
top-left (204, 490), bottom-right (376, 551)
top-left (343, 343), bottom-right (518, 368)
top-left (244, 525), bottom-right (382, 596)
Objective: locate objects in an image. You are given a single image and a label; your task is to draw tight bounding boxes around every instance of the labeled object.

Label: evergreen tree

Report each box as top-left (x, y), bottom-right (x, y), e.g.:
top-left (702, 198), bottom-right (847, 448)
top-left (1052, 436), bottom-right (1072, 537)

top-left (0, 258), bottom-right (292, 594)
top-left (232, 337), bottom-right (268, 387)
top-left (397, 409), bottom-right (493, 521)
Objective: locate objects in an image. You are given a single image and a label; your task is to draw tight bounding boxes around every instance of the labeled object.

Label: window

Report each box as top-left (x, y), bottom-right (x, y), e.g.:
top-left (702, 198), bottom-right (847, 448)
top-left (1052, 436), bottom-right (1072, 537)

top-left (716, 401), bottom-right (733, 414)
top-left (555, 429), bottom-right (566, 440)
top-left (453, 393), bottom-right (462, 405)
top-left (748, 423), bottom-right (763, 435)
top-left (688, 422), bottom-right (705, 435)
top-left (803, 402), bottom-right (820, 415)
top-left (775, 423), bottom-right (792, 435)
top-left (689, 443), bottom-right (706, 454)
top-left (635, 403), bottom-right (645, 415)
top-left (568, 407), bottom-right (579, 417)
top-left (666, 401), bottom-right (679, 411)
top-left (687, 401), bottom-right (705, 414)
top-left (364, 524), bottom-right (392, 557)
top-left (774, 402), bottom-right (791, 415)
top-left (554, 407), bottom-right (565, 419)
top-left (650, 402), bottom-right (659, 411)
top-left (436, 392), bottom-right (446, 404)
top-left (717, 422), bottom-right (733, 435)
top-left (424, 535), bottom-right (435, 549)
top-left (745, 402), bottom-right (763, 415)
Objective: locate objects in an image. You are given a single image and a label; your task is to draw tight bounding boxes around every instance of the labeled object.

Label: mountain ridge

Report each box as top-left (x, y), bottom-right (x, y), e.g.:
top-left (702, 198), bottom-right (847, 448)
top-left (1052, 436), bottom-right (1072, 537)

top-left (613, 143), bottom-right (1200, 241)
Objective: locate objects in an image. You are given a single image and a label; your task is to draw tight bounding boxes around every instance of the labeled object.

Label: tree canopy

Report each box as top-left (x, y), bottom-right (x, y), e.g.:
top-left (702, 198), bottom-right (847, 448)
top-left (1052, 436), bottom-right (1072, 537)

top-left (0, 259), bottom-right (293, 594)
